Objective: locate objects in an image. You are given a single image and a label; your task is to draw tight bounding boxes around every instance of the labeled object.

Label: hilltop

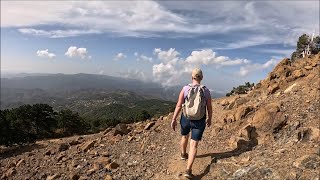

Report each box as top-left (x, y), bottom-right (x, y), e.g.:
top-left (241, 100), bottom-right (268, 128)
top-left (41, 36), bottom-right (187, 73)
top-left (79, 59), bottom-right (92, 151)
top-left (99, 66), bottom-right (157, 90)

top-left (0, 54), bottom-right (319, 180)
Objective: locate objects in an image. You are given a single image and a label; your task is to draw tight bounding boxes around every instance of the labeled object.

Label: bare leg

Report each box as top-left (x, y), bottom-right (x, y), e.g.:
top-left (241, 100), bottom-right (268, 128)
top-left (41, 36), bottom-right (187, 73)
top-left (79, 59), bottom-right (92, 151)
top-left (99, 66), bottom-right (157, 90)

top-left (181, 135), bottom-right (189, 154)
top-left (187, 139), bottom-right (199, 170)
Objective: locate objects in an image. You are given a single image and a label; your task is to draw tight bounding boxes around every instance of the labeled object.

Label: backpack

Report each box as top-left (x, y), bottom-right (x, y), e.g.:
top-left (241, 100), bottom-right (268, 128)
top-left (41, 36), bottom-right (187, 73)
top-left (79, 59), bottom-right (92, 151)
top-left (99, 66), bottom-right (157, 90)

top-left (182, 84), bottom-right (206, 120)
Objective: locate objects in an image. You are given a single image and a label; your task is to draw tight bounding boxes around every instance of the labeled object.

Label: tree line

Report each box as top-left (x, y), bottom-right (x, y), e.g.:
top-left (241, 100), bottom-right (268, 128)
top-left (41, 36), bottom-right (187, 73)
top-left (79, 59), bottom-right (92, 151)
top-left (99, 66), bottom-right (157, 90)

top-left (0, 101), bottom-right (175, 146)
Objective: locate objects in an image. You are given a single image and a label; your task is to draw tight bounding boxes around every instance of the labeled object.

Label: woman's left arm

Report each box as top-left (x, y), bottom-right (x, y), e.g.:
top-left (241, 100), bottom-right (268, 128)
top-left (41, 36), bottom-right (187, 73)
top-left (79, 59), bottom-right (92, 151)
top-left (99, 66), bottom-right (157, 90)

top-left (171, 88), bottom-right (185, 131)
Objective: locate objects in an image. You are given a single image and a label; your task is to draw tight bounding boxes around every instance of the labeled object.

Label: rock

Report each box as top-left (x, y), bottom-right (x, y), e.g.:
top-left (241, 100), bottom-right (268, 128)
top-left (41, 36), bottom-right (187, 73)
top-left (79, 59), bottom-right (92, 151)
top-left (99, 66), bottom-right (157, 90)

top-left (225, 114), bottom-right (235, 123)
top-left (105, 174), bottom-right (113, 180)
top-left (81, 140), bottom-right (96, 152)
top-left (94, 157), bottom-right (111, 169)
top-left (292, 69), bottom-right (305, 79)
top-left (69, 140), bottom-right (81, 146)
top-left (304, 66), bottom-right (313, 70)
top-left (16, 159), bottom-right (25, 167)
top-left (70, 173), bottom-right (80, 180)
top-left (114, 124), bottom-right (130, 136)
top-left (87, 168), bottom-right (95, 176)
top-left (106, 162), bottom-right (120, 169)
top-left (268, 84), bottom-right (280, 94)
top-left (293, 154), bottom-right (320, 169)
top-left (58, 143), bottom-right (70, 152)
top-left (44, 150), bottom-right (53, 156)
top-left (57, 154), bottom-right (66, 162)
top-left (46, 174), bottom-right (60, 180)
top-left (144, 122), bottom-right (155, 130)
top-left (128, 136), bottom-right (135, 141)
top-left (309, 127), bottom-right (320, 142)
top-left (7, 162), bottom-right (16, 168)
top-left (4, 167), bottom-right (17, 178)
top-left (220, 99), bottom-right (229, 106)
top-left (234, 106), bottom-right (254, 121)
top-left (103, 128), bottom-right (112, 135)
top-left (284, 83), bottom-right (297, 93)
top-left (234, 98), bottom-right (249, 108)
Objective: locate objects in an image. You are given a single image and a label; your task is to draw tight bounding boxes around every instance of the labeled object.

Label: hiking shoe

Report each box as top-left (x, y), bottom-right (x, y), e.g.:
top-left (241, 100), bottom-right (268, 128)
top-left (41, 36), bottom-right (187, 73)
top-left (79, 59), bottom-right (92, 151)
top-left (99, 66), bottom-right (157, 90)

top-left (184, 169), bottom-right (193, 179)
top-left (181, 152), bottom-right (188, 160)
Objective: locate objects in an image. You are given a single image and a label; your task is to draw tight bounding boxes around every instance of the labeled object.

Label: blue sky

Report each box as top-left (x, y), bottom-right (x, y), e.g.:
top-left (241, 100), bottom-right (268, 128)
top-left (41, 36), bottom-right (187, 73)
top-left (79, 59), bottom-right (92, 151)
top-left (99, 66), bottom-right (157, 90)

top-left (1, 1), bottom-right (319, 93)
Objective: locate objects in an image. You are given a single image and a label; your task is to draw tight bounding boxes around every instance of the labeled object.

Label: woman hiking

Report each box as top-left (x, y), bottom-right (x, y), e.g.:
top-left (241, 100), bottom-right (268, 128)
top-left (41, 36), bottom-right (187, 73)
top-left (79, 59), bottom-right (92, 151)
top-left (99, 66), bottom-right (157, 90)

top-left (171, 68), bottom-right (212, 179)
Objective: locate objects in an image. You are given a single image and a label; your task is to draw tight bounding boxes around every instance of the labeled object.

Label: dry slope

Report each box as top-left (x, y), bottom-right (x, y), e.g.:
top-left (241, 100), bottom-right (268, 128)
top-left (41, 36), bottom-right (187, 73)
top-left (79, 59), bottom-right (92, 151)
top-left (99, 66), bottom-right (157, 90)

top-left (1, 54), bottom-right (319, 180)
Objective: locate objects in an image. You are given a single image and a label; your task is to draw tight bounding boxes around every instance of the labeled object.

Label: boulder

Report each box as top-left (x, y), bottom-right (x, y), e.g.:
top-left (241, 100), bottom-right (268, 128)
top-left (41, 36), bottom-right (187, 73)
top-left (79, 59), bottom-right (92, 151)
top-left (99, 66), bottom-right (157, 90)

top-left (234, 106), bottom-right (254, 121)
top-left (114, 124), bottom-right (130, 136)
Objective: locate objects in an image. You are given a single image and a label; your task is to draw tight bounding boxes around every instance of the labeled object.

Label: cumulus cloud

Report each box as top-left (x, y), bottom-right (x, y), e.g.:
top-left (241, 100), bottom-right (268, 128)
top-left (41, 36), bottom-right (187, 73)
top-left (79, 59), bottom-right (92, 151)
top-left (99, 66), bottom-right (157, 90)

top-left (36, 49), bottom-right (56, 58)
top-left (152, 48), bottom-right (250, 86)
top-left (65, 46), bottom-right (89, 59)
top-left (114, 53), bottom-right (126, 61)
top-left (238, 58), bottom-right (280, 76)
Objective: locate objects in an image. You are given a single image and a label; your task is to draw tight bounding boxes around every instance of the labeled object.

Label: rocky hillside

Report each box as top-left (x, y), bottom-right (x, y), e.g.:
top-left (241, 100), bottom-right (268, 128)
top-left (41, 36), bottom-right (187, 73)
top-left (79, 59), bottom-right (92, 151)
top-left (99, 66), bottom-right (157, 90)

top-left (0, 54), bottom-right (319, 180)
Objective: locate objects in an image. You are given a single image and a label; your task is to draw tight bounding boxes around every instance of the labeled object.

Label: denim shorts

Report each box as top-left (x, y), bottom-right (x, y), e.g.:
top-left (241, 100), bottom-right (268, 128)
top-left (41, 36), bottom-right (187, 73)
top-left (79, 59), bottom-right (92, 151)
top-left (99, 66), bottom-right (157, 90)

top-left (180, 114), bottom-right (206, 141)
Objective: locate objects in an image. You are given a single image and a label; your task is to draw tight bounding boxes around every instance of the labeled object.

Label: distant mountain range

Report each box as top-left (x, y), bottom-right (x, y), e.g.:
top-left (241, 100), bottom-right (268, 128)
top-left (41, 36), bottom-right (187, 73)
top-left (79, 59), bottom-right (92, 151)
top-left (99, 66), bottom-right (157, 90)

top-left (0, 73), bottom-right (225, 110)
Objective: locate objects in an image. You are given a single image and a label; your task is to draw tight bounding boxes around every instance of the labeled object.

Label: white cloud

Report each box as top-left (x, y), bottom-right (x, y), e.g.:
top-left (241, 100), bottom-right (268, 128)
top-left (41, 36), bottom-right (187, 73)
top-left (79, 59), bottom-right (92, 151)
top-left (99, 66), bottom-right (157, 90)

top-left (36, 49), bottom-right (56, 58)
top-left (136, 54), bottom-right (153, 63)
top-left (152, 48), bottom-right (250, 86)
top-left (154, 48), bottom-right (180, 63)
top-left (238, 58), bottom-right (280, 76)
top-left (65, 46), bottom-right (89, 59)
top-left (114, 53), bottom-right (126, 61)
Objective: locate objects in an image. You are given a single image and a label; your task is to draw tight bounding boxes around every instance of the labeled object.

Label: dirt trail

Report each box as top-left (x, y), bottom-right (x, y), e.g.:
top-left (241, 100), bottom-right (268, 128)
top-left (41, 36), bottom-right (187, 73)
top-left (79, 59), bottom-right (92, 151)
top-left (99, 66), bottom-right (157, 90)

top-left (154, 101), bottom-right (229, 180)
